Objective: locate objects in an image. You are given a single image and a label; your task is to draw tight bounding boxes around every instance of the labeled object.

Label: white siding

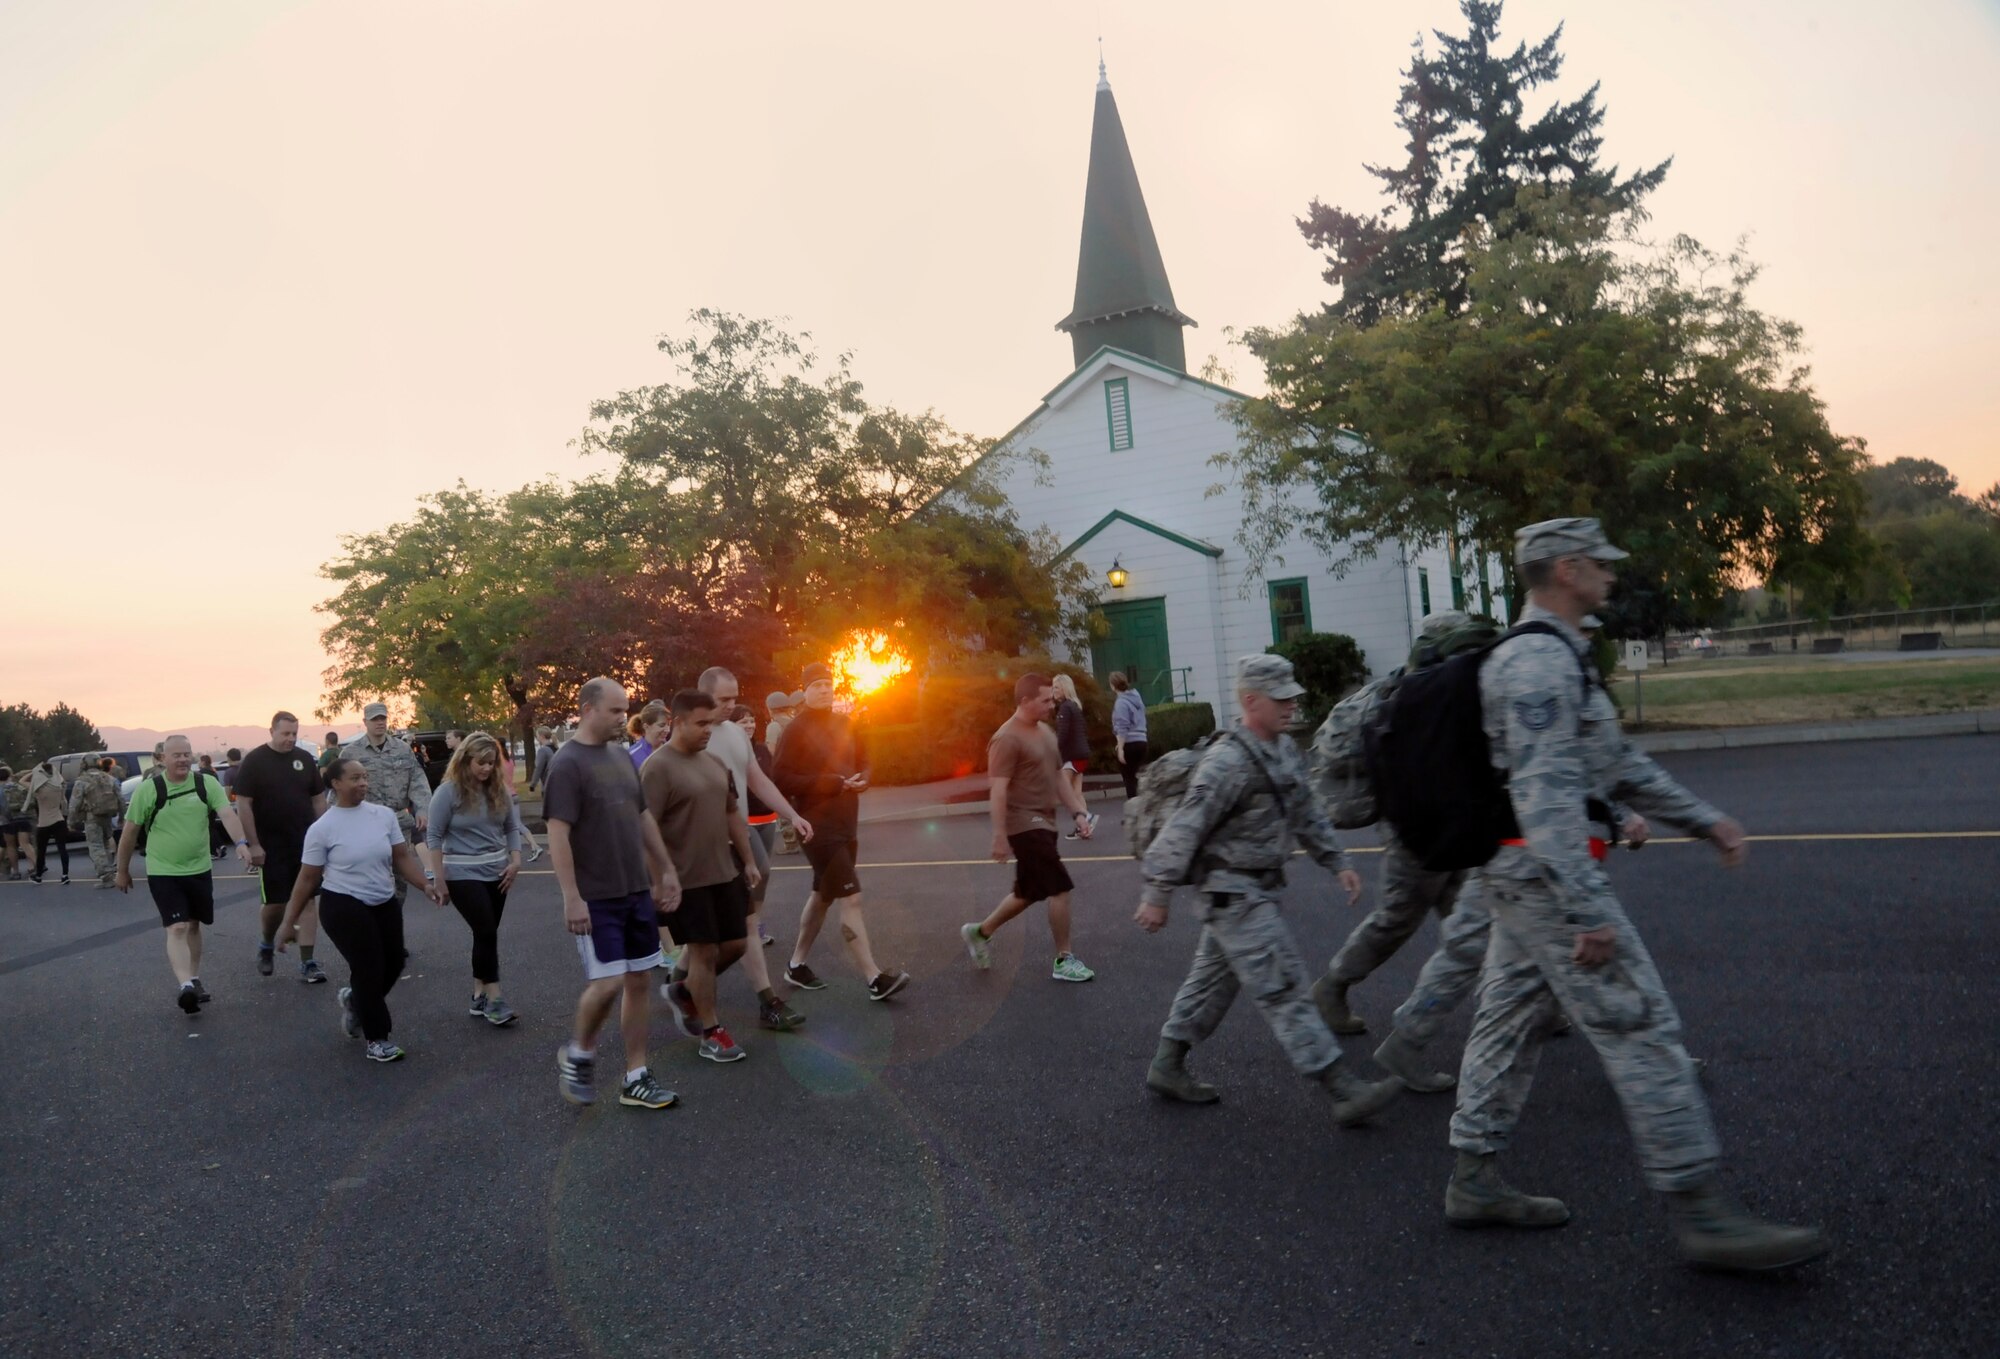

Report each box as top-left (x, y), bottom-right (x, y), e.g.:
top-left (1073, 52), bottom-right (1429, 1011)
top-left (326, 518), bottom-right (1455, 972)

top-left (986, 352), bottom-right (1448, 719)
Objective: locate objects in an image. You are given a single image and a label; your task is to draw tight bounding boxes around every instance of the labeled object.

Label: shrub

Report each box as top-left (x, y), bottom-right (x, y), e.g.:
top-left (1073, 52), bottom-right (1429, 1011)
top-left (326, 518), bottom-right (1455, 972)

top-left (865, 722), bottom-right (972, 787)
top-left (1146, 701), bottom-right (1216, 754)
top-left (1271, 631), bottom-right (1367, 728)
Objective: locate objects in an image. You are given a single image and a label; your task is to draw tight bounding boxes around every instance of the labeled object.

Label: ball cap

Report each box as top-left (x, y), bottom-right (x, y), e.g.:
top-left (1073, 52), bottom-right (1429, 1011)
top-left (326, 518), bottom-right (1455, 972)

top-left (362, 702), bottom-right (389, 719)
top-left (1237, 653), bottom-right (1307, 700)
top-left (1514, 517), bottom-right (1629, 567)
top-left (765, 691), bottom-right (794, 712)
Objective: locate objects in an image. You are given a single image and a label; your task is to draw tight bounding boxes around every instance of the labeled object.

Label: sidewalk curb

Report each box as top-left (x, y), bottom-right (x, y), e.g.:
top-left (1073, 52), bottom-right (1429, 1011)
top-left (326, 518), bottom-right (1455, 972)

top-left (1633, 708), bottom-right (2000, 754)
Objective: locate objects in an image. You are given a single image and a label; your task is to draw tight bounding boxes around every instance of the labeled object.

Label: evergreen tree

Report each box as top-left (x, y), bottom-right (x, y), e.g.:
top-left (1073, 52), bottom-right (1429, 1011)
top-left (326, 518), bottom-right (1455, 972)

top-left (1300, 0), bottom-right (1668, 323)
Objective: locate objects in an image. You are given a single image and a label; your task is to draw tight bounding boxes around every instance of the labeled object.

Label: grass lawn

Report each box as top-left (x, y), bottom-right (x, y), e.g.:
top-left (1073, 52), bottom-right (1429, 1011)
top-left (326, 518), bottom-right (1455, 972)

top-left (1608, 656), bottom-right (2000, 729)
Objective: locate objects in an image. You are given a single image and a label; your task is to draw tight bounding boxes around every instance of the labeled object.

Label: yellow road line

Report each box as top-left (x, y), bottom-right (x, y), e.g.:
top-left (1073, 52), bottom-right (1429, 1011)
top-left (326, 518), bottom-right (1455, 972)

top-left (8, 830), bottom-right (1996, 888)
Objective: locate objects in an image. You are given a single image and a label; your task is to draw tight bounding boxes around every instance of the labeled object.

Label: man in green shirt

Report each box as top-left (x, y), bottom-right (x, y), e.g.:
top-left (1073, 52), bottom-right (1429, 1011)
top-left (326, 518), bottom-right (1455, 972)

top-left (116, 735), bottom-right (254, 1014)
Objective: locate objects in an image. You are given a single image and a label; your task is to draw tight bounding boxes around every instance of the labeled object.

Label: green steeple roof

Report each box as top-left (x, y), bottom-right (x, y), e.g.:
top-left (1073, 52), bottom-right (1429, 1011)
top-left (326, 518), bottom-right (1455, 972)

top-left (1056, 61), bottom-right (1195, 372)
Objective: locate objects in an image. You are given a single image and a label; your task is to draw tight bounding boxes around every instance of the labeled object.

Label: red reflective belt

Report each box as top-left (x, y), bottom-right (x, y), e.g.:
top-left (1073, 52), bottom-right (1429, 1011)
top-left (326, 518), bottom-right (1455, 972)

top-left (1500, 837), bottom-right (1609, 861)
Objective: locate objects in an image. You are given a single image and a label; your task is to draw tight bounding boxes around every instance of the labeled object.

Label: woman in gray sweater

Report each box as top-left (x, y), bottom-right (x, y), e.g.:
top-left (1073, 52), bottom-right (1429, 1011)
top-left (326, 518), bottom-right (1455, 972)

top-left (422, 732), bottom-right (523, 1026)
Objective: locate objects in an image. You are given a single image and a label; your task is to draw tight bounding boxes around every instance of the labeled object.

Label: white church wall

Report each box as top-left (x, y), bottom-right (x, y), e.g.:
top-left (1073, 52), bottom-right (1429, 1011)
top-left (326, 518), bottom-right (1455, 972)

top-left (984, 350), bottom-right (1452, 717)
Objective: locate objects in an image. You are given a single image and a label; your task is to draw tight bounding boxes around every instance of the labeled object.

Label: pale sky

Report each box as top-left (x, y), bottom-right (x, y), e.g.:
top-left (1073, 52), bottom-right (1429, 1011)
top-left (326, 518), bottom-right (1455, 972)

top-left (5, 0), bottom-right (1996, 729)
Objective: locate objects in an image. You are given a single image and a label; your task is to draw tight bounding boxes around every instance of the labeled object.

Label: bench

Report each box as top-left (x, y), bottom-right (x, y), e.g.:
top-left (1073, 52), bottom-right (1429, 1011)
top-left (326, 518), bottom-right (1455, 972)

top-left (1898, 631), bottom-right (1943, 651)
top-left (1810, 637), bottom-right (1845, 655)
top-left (1746, 641), bottom-right (1775, 656)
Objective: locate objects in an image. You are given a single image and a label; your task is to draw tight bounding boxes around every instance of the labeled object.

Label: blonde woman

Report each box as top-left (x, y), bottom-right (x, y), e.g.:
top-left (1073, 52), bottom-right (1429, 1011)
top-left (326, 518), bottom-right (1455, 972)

top-left (422, 732), bottom-right (524, 1026)
top-left (1049, 675), bottom-right (1095, 839)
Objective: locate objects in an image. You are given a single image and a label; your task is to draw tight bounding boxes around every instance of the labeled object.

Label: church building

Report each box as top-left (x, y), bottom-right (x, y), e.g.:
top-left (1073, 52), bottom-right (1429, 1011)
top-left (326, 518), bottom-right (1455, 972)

top-left (968, 62), bottom-right (1456, 719)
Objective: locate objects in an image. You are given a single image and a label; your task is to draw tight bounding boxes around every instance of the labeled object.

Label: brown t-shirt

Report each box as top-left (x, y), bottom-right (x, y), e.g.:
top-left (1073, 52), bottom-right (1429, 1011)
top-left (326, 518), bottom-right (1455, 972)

top-left (639, 744), bottom-right (740, 890)
top-left (988, 718), bottom-right (1063, 837)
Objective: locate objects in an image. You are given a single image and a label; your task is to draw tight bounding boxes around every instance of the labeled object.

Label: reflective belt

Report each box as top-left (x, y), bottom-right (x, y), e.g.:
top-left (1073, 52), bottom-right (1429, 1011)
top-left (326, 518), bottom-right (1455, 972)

top-left (1500, 837), bottom-right (1610, 861)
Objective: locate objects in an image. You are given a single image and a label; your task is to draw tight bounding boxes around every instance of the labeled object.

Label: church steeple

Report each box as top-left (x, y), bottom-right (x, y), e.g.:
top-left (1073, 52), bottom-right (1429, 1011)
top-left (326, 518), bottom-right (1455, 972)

top-left (1056, 60), bottom-right (1195, 372)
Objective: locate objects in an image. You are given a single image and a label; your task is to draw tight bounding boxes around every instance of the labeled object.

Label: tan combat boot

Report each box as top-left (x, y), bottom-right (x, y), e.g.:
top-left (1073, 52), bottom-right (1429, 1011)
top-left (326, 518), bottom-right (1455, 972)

top-left (1321, 1061), bottom-right (1400, 1126)
top-left (1146, 1038), bottom-right (1220, 1104)
top-left (1666, 1180), bottom-right (1828, 1271)
top-left (1445, 1152), bottom-right (1571, 1228)
top-left (1311, 975), bottom-right (1368, 1035)
top-left (1373, 1031), bottom-right (1457, 1093)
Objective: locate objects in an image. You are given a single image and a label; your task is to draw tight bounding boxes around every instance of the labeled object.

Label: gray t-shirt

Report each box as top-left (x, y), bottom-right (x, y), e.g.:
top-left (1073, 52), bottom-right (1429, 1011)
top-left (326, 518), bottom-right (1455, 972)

top-left (302, 802), bottom-right (403, 903)
top-left (425, 781), bottom-right (521, 881)
top-left (542, 739), bottom-right (652, 900)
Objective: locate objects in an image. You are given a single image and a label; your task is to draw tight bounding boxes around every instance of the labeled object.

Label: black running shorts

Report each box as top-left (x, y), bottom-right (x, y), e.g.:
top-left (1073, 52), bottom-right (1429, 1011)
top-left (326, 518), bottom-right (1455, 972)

top-left (663, 877), bottom-right (752, 947)
top-left (1007, 829), bottom-right (1074, 904)
top-left (258, 844), bottom-right (306, 907)
top-left (149, 872), bottom-right (216, 927)
top-left (802, 836), bottom-right (862, 899)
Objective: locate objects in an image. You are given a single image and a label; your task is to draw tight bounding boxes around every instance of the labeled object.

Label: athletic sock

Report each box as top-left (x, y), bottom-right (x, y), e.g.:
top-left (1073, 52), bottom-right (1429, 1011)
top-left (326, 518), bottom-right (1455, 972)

top-left (299, 945), bottom-right (314, 963)
top-left (625, 1066), bottom-right (646, 1084)
top-left (259, 933), bottom-right (274, 949)
top-left (757, 987), bottom-right (777, 1005)
top-left (569, 1042), bottom-right (593, 1061)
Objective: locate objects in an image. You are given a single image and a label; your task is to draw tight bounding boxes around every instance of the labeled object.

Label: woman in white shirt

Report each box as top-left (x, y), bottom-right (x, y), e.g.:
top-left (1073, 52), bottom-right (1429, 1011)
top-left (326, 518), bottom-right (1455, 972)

top-left (277, 757), bottom-right (443, 1062)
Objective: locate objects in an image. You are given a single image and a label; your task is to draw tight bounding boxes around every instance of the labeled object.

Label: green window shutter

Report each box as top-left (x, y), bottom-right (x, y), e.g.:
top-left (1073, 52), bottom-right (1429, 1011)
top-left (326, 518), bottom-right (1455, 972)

top-left (1104, 378), bottom-right (1133, 451)
top-left (1268, 577), bottom-right (1311, 645)
top-left (1418, 566), bottom-right (1432, 616)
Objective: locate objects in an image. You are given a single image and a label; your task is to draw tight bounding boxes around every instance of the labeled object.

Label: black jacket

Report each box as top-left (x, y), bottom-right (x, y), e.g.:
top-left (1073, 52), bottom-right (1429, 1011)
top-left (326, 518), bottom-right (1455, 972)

top-left (771, 707), bottom-right (869, 838)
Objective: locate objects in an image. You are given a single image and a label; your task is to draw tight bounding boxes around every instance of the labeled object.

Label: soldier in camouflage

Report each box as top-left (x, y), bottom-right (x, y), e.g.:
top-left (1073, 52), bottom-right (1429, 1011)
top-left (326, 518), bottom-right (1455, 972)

top-left (1443, 517), bottom-right (1825, 1272)
top-left (1308, 611), bottom-right (1496, 1044)
top-left (67, 758), bottom-right (125, 887)
top-left (1134, 654), bottom-right (1402, 1126)
top-left (342, 702), bottom-right (431, 902)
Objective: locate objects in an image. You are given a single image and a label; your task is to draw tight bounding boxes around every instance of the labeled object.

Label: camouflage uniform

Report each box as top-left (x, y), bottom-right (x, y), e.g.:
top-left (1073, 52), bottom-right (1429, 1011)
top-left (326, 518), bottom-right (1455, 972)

top-left (1450, 599), bottom-right (1728, 1191)
top-left (66, 769), bottom-right (122, 880)
top-left (1144, 720), bottom-right (1355, 1078)
top-left (341, 734), bottom-right (430, 838)
top-left (1327, 828), bottom-right (1465, 986)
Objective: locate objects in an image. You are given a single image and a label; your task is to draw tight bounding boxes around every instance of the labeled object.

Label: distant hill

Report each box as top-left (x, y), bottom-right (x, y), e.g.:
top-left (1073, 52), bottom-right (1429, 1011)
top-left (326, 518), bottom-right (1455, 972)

top-left (99, 725), bottom-right (359, 758)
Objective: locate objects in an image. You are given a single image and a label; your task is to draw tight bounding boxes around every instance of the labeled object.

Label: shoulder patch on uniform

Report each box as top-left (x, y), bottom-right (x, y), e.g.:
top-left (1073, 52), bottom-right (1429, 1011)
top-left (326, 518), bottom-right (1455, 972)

top-left (1514, 696), bottom-right (1560, 731)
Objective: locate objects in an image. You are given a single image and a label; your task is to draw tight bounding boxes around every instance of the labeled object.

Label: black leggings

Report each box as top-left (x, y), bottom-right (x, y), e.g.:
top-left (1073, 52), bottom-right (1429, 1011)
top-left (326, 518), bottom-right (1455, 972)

top-left (318, 890), bottom-right (407, 1042)
top-left (1118, 741), bottom-right (1150, 800)
top-left (33, 824), bottom-right (70, 877)
top-left (445, 878), bottom-right (508, 984)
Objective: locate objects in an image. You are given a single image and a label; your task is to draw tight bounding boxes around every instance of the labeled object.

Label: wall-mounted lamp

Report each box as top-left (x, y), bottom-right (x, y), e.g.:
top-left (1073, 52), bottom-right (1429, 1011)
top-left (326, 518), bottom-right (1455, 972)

top-left (1107, 558), bottom-right (1128, 589)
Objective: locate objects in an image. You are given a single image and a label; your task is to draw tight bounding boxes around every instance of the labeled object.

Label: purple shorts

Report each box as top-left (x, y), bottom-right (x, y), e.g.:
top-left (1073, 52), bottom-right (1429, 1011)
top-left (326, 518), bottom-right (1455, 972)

top-left (574, 890), bottom-right (663, 981)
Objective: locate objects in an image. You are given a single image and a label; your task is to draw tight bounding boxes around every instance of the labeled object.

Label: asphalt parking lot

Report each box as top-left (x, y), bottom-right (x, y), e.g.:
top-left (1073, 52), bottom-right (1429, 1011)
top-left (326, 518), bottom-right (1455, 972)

top-left (2, 734), bottom-right (1995, 1358)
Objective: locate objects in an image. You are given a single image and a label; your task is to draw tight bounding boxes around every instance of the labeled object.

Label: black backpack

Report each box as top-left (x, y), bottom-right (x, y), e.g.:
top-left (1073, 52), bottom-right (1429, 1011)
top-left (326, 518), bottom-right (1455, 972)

top-left (135, 770), bottom-right (221, 853)
top-left (1362, 621), bottom-right (1596, 872)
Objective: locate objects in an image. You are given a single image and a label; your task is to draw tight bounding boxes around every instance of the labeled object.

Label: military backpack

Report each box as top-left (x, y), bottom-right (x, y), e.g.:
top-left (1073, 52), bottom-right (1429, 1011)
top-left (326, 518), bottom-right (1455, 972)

top-left (1363, 620), bottom-right (1596, 872)
top-left (1309, 678), bottom-right (1394, 830)
top-left (78, 772), bottom-right (120, 817)
top-left (1126, 730), bottom-right (1289, 863)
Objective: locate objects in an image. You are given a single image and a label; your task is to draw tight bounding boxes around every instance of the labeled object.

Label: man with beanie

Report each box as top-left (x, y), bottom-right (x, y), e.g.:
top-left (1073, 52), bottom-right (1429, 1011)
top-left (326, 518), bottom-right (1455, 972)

top-left (771, 662), bottom-right (910, 1001)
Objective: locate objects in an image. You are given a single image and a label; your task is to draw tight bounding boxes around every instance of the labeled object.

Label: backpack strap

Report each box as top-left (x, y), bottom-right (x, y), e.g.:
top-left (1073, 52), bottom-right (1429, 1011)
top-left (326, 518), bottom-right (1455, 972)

top-left (1496, 620), bottom-right (1598, 702)
top-left (1223, 729), bottom-right (1290, 822)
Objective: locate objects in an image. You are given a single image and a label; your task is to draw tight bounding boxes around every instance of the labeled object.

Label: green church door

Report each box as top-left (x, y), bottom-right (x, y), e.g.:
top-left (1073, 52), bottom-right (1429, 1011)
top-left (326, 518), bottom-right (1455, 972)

top-left (1093, 597), bottom-right (1173, 704)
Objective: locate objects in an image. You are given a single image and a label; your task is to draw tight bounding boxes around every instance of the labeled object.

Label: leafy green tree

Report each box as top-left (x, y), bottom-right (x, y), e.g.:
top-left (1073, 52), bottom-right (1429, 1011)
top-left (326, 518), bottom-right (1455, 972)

top-left (1230, 189), bottom-right (1868, 637)
top-left (319, 313), bottom-right (1096, 736)
top-left (1269, 632), bottom-right (1367, 727)
top-left (1859, 457), bottom-right (1966, 523)
top-left (1300, 0), bottom-right (1667, 325)
top-left (0, 701), bottom-right (104, 768)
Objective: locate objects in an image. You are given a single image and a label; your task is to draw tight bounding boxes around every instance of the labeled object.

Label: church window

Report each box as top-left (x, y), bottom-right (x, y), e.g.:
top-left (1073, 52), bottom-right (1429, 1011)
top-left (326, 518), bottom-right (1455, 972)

top-left (1104, 378), bottom-right (1134, 451)
top-left (1269, 578), bottom-right (1311, 644)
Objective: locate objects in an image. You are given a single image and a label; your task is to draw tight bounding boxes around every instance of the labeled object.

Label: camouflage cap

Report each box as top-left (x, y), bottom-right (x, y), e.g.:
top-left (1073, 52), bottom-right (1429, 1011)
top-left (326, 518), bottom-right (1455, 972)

top-left (1581, 614), bottom-right (1604, 631)
top-left (1514, 517), bottom-right (1629, 567)
top-left (1237, 653), bottom-right (1307, 700)
top-left (362, 701), bottom-right (389, 719)
top-left (765, 691), bottom-right (793, 712)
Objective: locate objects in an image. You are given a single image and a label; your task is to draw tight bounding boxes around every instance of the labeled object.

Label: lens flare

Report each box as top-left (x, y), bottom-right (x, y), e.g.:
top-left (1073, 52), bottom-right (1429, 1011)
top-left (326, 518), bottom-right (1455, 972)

top-left (829, 631), bottom-right (912, 697)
